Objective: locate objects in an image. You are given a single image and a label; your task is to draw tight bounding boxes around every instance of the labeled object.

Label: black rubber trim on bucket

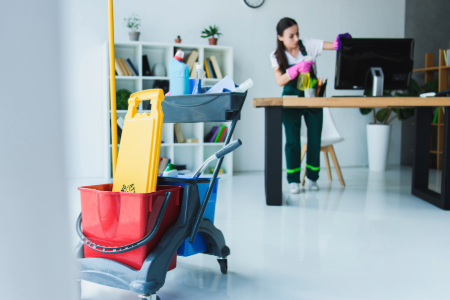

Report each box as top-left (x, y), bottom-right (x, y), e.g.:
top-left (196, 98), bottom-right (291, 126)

top-left (76, 192), bottom-right (172, 254)
top-left (157, 177), bottom-right (211, 184)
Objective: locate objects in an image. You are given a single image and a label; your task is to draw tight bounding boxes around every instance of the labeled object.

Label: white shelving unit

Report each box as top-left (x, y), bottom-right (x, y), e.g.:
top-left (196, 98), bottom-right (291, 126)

top-left (104, 41), bottom-right (234, 181)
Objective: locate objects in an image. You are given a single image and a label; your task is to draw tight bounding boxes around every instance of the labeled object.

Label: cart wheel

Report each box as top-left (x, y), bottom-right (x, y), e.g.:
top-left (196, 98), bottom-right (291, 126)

top-left (217, 258), bottom-right (228, 274)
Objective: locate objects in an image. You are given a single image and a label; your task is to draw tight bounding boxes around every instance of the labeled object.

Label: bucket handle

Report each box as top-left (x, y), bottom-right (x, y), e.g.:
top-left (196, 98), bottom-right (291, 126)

top-left (76, 191), bottom-right (172, 254)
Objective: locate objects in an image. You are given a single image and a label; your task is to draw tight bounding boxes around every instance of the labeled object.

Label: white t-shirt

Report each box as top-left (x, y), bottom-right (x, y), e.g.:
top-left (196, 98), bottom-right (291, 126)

top-left (270, 38), bottom-right (324, 73)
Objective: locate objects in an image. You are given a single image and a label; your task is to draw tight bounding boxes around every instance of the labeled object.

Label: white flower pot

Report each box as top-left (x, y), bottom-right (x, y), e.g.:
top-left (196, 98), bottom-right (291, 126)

top-left (366, 124), bottom-right (391, 171)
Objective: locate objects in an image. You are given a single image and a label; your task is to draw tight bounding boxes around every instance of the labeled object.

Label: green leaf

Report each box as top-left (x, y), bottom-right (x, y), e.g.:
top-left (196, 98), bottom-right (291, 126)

top-left (398, 108), bottom-right (415, 121)
top-left (423, 80), bottom-right (439, 93)
top-left (116, 89), bottom-right (131, 110)
top-left (360, 108), bottom-right (372, 115)
top-left (376, 108), bottom-right (390, 123)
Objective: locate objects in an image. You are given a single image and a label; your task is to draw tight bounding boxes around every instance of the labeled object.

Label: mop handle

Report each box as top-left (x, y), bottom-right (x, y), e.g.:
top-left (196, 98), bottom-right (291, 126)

top-left (76, 192), bottom-right (172, 254)
top-left (192, 139), bottom-right (242, 179)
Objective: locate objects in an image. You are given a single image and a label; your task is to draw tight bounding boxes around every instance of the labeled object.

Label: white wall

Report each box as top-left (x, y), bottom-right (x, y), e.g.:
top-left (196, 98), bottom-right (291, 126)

top-left (62, 0), bottom-right (406, 178)
top-left (0, 0), bottom-right (72, 299)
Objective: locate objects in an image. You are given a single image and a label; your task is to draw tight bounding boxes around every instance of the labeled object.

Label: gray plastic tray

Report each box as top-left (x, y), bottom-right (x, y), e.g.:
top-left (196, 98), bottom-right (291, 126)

top-left (162, 91), bottom-right (247, 123)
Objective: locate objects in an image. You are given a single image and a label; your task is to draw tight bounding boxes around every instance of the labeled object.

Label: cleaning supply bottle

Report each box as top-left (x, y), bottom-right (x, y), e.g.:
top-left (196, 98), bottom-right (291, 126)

top-left (163, 163), bottom-right (178, 177)
top-left (297, 56), bottom-right (314, 91)
top-left (170, 50), bottom-right (189, 96)
top-left (192, 64), bottom-right (206, 94)
top-left (232, 78), bottom-right (254, 93)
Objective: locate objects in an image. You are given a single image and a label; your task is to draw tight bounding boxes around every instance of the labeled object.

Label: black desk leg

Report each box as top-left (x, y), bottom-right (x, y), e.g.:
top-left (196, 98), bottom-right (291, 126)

top-left (265, 107), bottom-right (283, 206)
top-left (412, 106), bottom-right (450, 210)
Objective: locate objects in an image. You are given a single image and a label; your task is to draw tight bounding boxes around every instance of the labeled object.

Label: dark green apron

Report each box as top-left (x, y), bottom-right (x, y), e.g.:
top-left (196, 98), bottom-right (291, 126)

top-left (282, 40), bottom-right (323, 183)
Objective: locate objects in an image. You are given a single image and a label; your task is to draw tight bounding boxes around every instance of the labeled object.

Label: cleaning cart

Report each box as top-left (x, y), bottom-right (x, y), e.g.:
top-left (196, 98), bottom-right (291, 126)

top-left (74, 2), bottom-right (247, 298)
top-left (74, 89), bottom-right (247, 300)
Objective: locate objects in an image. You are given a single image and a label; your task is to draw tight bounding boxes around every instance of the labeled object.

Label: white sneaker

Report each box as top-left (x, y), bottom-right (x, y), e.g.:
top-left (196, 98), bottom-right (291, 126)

top-left (290, 183), bottom-right (301, 194)
top-left (308, 180), bottom-right (319, 191)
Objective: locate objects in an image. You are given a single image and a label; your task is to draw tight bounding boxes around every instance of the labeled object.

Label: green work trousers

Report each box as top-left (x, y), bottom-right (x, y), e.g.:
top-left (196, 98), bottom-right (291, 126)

top-left (283, 108), bottom-right (323, 183)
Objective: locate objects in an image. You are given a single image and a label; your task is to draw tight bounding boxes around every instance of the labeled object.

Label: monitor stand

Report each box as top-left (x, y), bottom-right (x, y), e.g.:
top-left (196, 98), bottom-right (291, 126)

top-left (371, 67), bottom-right (384, 97)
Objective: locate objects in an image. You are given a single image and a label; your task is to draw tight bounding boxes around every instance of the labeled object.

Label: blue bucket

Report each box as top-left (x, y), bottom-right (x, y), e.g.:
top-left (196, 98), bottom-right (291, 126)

top-left (158, 176), bottom-right (219, 256)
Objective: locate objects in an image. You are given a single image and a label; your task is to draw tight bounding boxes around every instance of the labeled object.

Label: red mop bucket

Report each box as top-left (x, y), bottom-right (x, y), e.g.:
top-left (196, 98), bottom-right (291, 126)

top-left (78, 183), bottom-right (181, 270)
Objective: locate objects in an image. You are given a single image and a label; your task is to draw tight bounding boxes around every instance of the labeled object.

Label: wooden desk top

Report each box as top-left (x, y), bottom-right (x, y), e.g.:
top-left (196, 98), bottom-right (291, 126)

top-left (253, 97), bottom-right (450, 108)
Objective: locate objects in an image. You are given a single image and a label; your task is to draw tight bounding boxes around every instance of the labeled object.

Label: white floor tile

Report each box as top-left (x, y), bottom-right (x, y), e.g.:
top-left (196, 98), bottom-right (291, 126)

top-left (71, 166), bottom-right (449, 300)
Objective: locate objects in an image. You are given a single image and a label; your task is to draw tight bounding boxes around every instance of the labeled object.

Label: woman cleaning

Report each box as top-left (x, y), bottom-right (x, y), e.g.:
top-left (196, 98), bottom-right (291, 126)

top-left (270, 17), bottom-right (350, 193)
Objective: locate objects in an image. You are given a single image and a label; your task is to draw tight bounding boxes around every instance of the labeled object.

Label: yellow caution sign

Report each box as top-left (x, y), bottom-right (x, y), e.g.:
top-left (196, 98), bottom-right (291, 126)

top-left (112, 89), bottom-right (164, 193)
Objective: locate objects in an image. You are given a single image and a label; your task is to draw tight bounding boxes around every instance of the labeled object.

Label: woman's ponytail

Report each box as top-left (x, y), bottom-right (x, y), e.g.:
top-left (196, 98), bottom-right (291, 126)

top-left (275, 17), bottom-right (298, 74)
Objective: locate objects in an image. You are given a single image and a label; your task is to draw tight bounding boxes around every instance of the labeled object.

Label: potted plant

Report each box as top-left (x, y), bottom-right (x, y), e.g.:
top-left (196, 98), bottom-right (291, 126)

top-left (360, 79), bottom-right (434, 171)
top-left (175, 35), bottom-right (182, 44)
top-left (201, 25), bottom-right (222, 45)
top-left (123, 14), bottom-right (141, 41)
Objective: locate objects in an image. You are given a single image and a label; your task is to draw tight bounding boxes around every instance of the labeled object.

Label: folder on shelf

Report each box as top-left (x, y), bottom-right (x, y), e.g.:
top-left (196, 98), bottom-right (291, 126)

top-left (209, 56), bottom-right (223, 79)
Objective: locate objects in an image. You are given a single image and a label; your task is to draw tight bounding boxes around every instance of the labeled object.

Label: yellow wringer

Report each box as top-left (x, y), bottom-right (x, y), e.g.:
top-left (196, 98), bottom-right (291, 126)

top-left (112, 89), bottom-right (165, 193)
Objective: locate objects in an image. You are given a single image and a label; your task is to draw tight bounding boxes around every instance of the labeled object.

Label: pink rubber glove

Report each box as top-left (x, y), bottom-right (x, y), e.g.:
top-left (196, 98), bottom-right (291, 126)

top-left (287, 61), bottom-right (315, 80)
top-left (333, 33), bottom-right (352, 50)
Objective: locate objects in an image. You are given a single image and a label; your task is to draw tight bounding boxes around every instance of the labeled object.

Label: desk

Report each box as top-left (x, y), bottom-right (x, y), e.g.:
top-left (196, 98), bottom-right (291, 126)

top-left (253, 97), bottom-right (450, 209)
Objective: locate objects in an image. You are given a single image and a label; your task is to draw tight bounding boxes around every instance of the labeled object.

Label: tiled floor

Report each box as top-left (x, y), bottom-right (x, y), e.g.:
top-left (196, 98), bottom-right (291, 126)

top-left (69, 167), bottom-right (450, 300)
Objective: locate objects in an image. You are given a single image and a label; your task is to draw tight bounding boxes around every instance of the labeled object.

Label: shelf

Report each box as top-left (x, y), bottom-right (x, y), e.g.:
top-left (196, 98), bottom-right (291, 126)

top-left (105, 41), bottom-right (234, 180)
top-left (441, 65), bottom-right (450, 70)
top-left (413, 67), bottom-right (440, 72)
top-left (205, 78), bottom-right (221, 83)
top-left (114, 76), bottom-right (140, 80)
top-left (430, 150), bottom-right (443, 154)
top-left (173, 143), bottom-right (201, 146)
top-left (142, 76), bottom-right (169, 80)
top-left (204, 143), bottom-right (225, 146)
top-left (431, 123), bottom-right (445, 126)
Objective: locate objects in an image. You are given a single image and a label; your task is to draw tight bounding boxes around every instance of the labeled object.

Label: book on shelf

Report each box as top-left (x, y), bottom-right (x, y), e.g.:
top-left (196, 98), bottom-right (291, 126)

top-left (204, 59), bottom-right (212, 78)
top-left (206, 59), bottom-right (216, 78)
top-left (218, 127), bottom-right (227, 142)
top-left (126, 60), bottom-right (137, 76)
top-left (190, 62), bottom-right (200, 78)
top-left (119, 58), bottom-right (133, 76)
top-left (185, 138), bottom-right (198, 143)
top-left (185, 50), bottom-right (199, 74)
top-left (117, 58), bottom-right (128, 76)
top-left (205, 126), bottom-right (220, 142)
top-left (126, 59), bottom-right (139, 76)
top-left (214, 125), bottom-right (226, 143)
top-left (174, 123), bottom-right (185, 143)
top-left (142, 55), bottom-right (152, 76)
top-left (158, 157), bottom-right (171, 174)
top-left (115, 58), bottom-right (124, 76)
top-left (209, 56), bottom-right (223, 79)
top-left (444, 49), bottom-right (449, 66)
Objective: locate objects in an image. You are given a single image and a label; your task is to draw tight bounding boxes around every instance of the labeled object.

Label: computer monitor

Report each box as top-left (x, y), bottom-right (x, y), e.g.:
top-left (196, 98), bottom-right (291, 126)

top-left (335, 38), bottom-right (415, 95)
